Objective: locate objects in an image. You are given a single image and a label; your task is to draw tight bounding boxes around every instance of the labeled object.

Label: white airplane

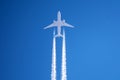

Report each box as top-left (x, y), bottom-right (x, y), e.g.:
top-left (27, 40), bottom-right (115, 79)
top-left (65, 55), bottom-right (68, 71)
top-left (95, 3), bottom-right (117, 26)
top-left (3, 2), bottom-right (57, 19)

top-left (44, 11), bottom-right (74, 37)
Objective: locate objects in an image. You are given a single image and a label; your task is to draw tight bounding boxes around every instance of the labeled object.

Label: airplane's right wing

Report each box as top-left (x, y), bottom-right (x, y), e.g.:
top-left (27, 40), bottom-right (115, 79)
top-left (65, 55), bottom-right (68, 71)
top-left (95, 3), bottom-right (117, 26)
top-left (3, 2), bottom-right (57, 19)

top-left (44, 22), bottom-right (57, 29)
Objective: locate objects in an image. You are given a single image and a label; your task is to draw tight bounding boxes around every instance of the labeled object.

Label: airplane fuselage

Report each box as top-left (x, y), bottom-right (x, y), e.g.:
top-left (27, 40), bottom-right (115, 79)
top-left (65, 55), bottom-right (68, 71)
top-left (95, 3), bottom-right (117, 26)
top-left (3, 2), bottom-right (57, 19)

top-left (56, 11), bottom-right (62, 37)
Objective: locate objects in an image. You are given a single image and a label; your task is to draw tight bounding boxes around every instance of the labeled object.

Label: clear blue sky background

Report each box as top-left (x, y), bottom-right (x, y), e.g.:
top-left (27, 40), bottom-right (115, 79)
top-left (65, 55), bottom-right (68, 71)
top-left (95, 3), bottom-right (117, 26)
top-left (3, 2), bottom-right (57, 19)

top-left (1, 0), bottom-right (120, 80)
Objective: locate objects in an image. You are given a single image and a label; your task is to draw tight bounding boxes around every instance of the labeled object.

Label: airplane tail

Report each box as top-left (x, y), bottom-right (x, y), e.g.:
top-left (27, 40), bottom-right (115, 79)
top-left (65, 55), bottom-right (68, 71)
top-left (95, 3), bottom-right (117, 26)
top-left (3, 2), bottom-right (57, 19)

top-left (55, 34), bottom-right (63, 38)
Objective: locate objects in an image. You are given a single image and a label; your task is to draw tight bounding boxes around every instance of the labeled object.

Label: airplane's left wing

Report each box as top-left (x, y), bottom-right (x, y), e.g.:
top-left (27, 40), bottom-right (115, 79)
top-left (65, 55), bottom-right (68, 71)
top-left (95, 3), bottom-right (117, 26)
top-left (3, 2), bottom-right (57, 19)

top-left (62, 22), bottom-right (74, 28)
top-left (44, 22), bottom-right (57, 29)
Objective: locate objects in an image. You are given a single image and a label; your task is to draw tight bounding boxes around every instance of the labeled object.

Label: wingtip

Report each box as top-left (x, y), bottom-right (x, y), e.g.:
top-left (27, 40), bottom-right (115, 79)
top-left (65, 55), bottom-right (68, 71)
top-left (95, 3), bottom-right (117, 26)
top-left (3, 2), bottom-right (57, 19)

top-left (71, 25), bottom-right (75, 28)
top-left (43, 27), bottom-right (46, 29)
top-left (44, 27), bottom-right (48, 29)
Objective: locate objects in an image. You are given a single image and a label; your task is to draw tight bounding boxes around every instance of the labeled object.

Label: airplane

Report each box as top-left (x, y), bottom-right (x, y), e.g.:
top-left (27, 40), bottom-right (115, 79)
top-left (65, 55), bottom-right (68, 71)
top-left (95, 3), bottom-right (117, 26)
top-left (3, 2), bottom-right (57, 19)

top-left (44, 11), bottom-right (74, 37)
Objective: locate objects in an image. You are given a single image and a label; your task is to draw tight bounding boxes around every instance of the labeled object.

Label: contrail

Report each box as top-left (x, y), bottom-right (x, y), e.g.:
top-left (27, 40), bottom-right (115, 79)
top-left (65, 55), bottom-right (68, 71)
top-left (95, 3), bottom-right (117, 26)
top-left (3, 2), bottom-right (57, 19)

top-left (51, 29), bottom-right (67, 80)
top-left (51, 31), bottom-right (56, 80)
top-left (61, 29), bottom-right (67, 80)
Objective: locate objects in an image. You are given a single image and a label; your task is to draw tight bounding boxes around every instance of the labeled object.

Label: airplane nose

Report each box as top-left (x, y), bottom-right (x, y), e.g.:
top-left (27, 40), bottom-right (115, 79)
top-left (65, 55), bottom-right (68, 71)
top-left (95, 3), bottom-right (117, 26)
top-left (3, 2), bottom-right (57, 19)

top-left (58, 11), bottom-right (61, 14)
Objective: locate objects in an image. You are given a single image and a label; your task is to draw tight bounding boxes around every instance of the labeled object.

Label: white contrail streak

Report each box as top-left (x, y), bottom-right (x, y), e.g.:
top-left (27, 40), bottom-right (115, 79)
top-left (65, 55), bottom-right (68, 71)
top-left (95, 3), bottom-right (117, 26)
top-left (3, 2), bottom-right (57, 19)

top-left (51, 31), bottom-right (56, 80)
top-left (51, 29), bottom-right (67, 80)
top-left (61, 29), bottom-right (67, 80)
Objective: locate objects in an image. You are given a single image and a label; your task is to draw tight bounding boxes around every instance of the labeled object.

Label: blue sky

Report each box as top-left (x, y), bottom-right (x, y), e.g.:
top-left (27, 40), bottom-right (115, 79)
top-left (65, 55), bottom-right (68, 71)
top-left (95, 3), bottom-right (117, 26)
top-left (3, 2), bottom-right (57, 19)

top-left (1, 0), bottom-right (120, 80)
